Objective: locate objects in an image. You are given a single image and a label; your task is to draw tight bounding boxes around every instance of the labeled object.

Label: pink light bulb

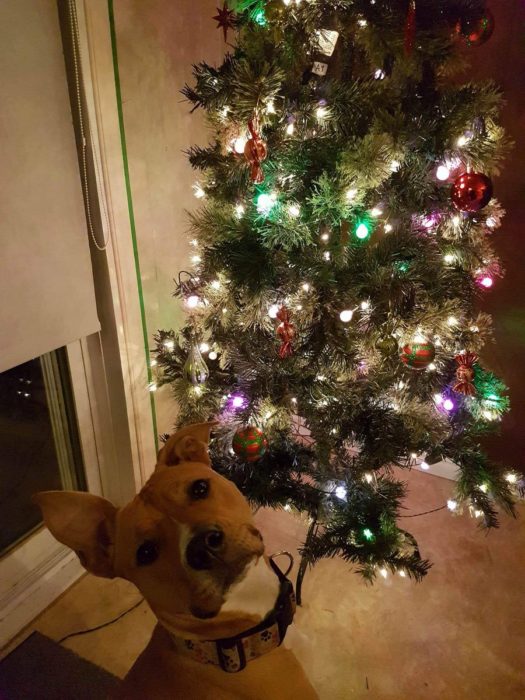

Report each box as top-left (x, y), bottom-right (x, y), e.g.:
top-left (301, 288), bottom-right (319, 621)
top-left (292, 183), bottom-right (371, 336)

top-left (480, 276), bottom-right (494, 288)
top-left (443, 399), bottom-right (455, 412)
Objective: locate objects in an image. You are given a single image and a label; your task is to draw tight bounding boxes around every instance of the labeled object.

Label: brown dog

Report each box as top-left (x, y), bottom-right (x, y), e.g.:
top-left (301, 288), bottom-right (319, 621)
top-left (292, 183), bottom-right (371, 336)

top-left (34, 423), bottom-right (318, 699)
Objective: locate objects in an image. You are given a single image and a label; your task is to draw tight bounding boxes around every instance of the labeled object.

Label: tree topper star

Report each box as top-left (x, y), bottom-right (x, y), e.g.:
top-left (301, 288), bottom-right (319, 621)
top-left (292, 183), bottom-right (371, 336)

top-left (213, 3), bottom-right (236, 42)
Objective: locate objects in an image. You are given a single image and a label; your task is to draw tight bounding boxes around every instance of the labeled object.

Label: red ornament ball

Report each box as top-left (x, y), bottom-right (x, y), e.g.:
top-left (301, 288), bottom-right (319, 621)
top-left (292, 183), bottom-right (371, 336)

top-left (400, 342), bottom-right (436, 370)
top-left (232, 426), bottom-right (268, 462)
top-left (457, 8), bottom-right (495, 47)
top-left (451, 172), bottom-right (493, 213)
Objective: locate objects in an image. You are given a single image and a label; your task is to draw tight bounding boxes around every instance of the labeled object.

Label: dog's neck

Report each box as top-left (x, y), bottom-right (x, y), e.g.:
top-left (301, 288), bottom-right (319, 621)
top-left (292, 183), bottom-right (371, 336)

top-left (154, 556), bottom-right (281, 641)
top-left (221, 555), bottom-right (280, 620)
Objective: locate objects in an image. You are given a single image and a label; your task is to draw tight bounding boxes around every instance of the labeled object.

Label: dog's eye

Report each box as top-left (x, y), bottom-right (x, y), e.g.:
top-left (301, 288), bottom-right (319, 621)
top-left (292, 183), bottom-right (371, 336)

top-left (189, 479), bottom-right (210, 500)
top-left (136, 540), bottom-right (159, 566)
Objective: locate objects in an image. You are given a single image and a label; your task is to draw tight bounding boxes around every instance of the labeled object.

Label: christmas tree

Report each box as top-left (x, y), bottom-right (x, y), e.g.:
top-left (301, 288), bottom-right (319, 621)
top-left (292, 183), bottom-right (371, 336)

top-left (154, 0), bottom-right (518, 598)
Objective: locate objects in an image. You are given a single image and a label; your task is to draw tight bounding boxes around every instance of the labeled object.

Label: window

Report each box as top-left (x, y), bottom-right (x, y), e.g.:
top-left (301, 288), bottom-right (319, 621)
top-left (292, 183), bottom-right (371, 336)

top-left (0, 349), bottom-right (85, 556)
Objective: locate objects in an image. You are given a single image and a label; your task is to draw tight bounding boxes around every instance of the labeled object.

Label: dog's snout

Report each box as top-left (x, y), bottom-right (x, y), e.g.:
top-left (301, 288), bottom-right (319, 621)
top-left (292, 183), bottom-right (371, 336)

top-left (186, 528), bottom-right (224, 570)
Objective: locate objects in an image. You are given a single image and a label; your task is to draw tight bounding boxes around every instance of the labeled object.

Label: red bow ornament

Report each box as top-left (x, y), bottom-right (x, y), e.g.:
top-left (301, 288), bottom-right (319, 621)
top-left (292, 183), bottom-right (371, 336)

top-left (276, 306), bottom-right (295, 359)
top-left (244, 118), bottom-right (268, 184)
top-left (453, 352), bottom-right (478, 396)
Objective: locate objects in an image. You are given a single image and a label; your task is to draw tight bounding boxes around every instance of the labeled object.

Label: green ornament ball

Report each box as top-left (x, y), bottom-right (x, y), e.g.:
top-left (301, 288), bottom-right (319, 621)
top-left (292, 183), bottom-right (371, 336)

top-left (232, 426), bottom-right (268, 462)
top-left (400, 342), bottom-right (436, 370)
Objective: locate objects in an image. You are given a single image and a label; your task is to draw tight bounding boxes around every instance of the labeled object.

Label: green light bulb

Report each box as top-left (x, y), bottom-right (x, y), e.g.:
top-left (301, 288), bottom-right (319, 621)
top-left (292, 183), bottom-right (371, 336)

top-left (363, 528), bottom-right (374, 541)
top-left (355, 222), bottom-right (370, 240)
top-left (253, 9), bottom-right (266, 26)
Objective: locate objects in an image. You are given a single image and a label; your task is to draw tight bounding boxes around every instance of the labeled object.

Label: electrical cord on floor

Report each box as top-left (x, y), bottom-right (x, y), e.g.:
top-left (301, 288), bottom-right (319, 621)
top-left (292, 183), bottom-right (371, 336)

top-left (57, 597), bottom-right (144, 644)
top-left (398, 505), bottom-right (447, 518)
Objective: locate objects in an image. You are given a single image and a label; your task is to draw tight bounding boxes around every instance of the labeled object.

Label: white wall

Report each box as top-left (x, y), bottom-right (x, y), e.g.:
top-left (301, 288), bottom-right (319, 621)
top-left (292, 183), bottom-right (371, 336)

top-left (112, 0), bottom-right (224, 435)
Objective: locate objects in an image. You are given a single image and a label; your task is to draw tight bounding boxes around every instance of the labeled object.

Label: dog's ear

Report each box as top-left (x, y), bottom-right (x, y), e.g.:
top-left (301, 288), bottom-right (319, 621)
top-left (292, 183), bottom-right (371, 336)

top-left (33, 491), bottom-right (117, 578)
top-left (156, 422), bottom-right (217, 469)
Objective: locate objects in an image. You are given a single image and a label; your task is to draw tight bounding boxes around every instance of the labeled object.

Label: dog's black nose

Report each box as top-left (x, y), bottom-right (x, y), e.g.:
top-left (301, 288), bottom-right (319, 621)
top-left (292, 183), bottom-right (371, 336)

top-left (186, 529), bottom-right (224, 570)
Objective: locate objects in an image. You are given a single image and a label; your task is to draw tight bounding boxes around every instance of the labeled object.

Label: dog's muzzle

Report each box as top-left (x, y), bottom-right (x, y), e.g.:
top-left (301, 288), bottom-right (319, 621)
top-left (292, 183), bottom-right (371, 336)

top-left (185, 528), bottom-right (225, 570)
top-left (185, 524), bottom-right (263, 572)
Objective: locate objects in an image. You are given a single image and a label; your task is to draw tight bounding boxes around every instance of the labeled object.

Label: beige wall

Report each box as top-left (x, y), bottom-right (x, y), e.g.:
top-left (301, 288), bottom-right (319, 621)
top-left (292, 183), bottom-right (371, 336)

top-left (112, 0), bottom-right (223, 434)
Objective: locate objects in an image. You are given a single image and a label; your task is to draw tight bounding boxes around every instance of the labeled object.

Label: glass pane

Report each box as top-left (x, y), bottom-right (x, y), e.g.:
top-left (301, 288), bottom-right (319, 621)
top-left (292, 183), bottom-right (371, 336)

top-left (0, 348), bottom-right (85, 556)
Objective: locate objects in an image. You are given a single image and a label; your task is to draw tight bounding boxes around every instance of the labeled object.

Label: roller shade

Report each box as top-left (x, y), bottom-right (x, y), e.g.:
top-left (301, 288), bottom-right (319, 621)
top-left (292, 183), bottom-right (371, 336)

top-left (0, 0), bottom-right (100, 373)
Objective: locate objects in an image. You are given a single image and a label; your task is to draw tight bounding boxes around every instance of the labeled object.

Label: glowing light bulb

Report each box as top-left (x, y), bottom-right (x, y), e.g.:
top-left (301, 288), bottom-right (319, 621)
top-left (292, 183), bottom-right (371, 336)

top-left (345, 188), bottom-right (358, 201)
top-left (191, 255), bottom-right (202, 264)
top-left (257, 192), bottom-right (277, 215)
top-left (335, 485), bottom-right (347, 500)
top-left (193, 183), bottom-right (205, 199)
top-left (399, 570), bottom-right (407, 578)
top-left (379, 568), bottom-right (388, 579)
top-left (506, 473), bottom-right (518, 484)
top-left (186, 295), bottom-right (200, 309)
top-left (452, 215), bottom-right (461, 227)
top-left (360, 300), bottom-right (370, 310)
top-left (444, 253), bottom-right (456, 264)
top-left (150, 359), bottom-right (157, 367)
top-left (447, 499), bottom-right (458, 511)
top-left (284, 503), bottom-right (292, 511)
top-left (321, 232), bottom-right (330, 242)
top-left (286, 122), bottom-right (295, 135)
top-left (479, 483), bottom-right (488, 493)
top-left (339, 309), bottom-right (354, 323)
top-left (456, 134), bottom-right (469, 147)
top-left (288, 204), bottom-right (300, 217)
top-left (199, 343), bottom-right (210, 353)
top-left (486, 216), bottom-right (497, 229)
top-left (363, 528), bottom-right (374, 540)
top-left (434, 393), bottom-right (444, 405)
top-left (291, 397), bottom-right (297, 404)
top-left (480, 275), bottom-right (494, 288)
top-left (266, 100), bottom-right (276, 114)
top-left (443, 398), bottom-right (455, 412)
top-left (233, 135), bottom-right (248, 153)
top-left (302, 283), bottom-right (310, 292)
top-left (148, 382), bottom-right (157, 392)
top-left (427, 363), bottom-right (437, 371)
top-left (232, 395), bottom-right (245, 408)
top-left (211, 280), bottom-right (221, 291)
top-left (163, 340), bottom-right (175, 350)
top-left (447, 316), bottom-right (458, 326)
top-left (355, 222), bottom-right (370, 240)
top-left (420, 461), bottom-right (430, 471)
top-left (316, 105), bottom-right (328, 119)
top-left (268, 304), bottom-right (280, 319)
top-left (358, 18), bottom-right (367, 27)
top-left (208, 351), bottom-right (218, 361)
top-left (364, 473), bottom-right (373, 483)
top-left (235, 203), bottom-right (245, 218)
top-left (374, 68), bottom-right (385, 80)
top-left (370, 206), bottom-right (383, 217)
top-left (390, 160), bottom-right (401, 172)
top-left (323, 251), bottom-right (331, 261)
top-left (436, 165), bottom-right (450, 181)
top-left (384, 223), bottom-right (393, 233)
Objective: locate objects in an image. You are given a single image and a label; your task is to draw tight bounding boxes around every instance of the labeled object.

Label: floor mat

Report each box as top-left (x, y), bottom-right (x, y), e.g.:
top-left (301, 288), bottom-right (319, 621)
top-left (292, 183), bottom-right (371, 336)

top-left (0, 632), bottom-right (119, 699)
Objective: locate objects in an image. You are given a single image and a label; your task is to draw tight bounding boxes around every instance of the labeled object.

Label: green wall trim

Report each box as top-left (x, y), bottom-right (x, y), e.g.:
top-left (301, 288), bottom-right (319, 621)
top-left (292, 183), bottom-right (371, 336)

top-left (107, 0), bottom-right (159, 452)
